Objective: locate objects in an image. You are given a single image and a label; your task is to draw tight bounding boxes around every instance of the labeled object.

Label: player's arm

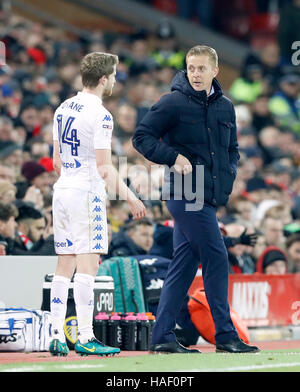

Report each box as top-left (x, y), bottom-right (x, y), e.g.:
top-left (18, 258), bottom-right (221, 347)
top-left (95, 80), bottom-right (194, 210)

top-left (52, 109), bottom-right (62, 176)
top-left (53, 141), bottom-right (61, 176)
top-left (95, 149), bottom-right (146, 220)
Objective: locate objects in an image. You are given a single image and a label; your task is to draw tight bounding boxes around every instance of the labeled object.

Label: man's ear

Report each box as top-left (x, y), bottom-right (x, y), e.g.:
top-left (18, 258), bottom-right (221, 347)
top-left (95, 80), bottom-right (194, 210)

top-left (214, 67), bottom-right (219, 78)
top-left (99, 75), bottom-right (107, 86)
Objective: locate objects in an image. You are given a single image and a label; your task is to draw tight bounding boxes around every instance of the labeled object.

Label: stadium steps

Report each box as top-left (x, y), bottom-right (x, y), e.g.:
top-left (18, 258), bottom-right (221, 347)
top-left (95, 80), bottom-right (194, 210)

top-left (10, 0), bottom-right (133, 35)
top-left (11, 0), bottom-right (245, 88)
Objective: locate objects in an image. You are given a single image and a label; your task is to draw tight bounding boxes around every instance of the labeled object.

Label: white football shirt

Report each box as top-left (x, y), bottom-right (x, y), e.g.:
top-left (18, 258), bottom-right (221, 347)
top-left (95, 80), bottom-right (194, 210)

top-left (53, 91), bottom-right (113, 194)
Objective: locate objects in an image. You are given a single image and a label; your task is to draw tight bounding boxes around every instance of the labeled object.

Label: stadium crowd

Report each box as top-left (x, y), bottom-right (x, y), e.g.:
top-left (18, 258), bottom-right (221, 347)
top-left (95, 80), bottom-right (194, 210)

top-left (0, 8), bottom-right (299, 278)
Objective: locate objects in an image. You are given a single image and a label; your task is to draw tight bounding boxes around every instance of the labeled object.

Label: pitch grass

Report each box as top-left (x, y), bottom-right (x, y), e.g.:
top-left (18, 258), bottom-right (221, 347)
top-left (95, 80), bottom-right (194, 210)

top-left (1, 349), bottom-right (300, 372)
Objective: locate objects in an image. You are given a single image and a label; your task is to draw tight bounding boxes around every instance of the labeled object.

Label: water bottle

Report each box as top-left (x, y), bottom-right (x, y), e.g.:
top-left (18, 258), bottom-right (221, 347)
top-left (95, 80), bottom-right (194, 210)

top-left (107, 313), bottom-right (122, 348)
top-left (146, 312), bottom-right (156, 347)
top-left (136, 313), bottom-right (150, 351)
top-left (93, 312), bottom-right (109, 344)
top-left (121, 313), bottom-right (137, 351)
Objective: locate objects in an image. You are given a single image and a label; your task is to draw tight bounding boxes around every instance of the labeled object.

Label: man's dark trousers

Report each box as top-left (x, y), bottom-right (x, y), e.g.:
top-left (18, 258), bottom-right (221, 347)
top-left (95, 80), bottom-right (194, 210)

top-left (151, 198), bottom-right (239, 345)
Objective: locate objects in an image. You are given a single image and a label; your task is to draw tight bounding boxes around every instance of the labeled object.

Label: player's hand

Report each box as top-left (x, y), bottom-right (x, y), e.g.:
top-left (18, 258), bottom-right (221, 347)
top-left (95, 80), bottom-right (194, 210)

top-left (127, 196), bottom-right (146, 220)
top-left (174, 154), bottom-right (193, 175)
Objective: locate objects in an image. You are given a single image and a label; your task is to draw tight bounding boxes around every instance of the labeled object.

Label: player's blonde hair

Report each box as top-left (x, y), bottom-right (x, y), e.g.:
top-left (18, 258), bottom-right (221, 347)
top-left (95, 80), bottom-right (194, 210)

top-left (186, 45), bottom-right (218, 68)
top-left (80, 52), bottom-right (119, 88)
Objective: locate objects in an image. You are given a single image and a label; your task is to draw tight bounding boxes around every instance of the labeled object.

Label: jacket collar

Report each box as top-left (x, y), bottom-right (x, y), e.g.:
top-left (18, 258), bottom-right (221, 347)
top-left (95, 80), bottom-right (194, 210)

top-left (171, 70), bottom-right (223, 103)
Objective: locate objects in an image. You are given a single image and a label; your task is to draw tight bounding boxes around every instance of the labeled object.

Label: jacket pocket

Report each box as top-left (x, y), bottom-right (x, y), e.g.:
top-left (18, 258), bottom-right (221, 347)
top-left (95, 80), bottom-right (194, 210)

top-left (179, 114), bottom-right (206, 143)
top-left (218, 120), bottom-right (233, 147)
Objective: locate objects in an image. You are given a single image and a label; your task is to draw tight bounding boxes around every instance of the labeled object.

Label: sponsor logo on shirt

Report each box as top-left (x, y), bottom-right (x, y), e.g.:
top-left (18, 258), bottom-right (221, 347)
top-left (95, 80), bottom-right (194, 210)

top-left (62, 159), bottom-right (81, 169)
top-left (55, 239), bottom-right (73, 248)
top-left (103, 114), bottom-right (112, 121)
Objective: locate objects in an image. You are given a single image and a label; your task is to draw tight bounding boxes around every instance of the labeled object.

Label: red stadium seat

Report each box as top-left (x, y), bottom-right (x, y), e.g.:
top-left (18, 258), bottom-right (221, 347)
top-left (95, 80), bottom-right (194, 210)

top-left (152, 0), bottom-right (177, 15)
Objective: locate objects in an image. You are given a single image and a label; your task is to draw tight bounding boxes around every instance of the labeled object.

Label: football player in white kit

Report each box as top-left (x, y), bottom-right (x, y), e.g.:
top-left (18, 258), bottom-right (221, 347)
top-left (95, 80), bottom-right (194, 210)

top-left (49, 52), bottom-right (146, 356)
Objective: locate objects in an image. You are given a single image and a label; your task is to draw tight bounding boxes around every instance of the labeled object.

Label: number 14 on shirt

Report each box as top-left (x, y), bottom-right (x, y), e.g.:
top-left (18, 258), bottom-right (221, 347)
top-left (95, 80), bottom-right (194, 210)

top-left (56, 114), bottom-right (80, 156)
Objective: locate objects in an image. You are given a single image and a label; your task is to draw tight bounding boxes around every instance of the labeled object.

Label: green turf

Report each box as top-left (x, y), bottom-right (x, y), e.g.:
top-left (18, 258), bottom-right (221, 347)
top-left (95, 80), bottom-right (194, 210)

top-left (1, 349), bottom-right (300, 372)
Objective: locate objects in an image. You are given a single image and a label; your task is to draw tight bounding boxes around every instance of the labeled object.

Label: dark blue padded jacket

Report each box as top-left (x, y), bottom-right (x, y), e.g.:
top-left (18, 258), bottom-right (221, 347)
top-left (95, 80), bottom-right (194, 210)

top-left (132, 71), bottom-right (240, 207)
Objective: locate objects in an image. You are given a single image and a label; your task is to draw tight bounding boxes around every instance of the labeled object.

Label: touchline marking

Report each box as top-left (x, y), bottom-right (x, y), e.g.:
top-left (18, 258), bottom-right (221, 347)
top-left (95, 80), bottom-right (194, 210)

top-left (178, 362), bottom-right (300, 372)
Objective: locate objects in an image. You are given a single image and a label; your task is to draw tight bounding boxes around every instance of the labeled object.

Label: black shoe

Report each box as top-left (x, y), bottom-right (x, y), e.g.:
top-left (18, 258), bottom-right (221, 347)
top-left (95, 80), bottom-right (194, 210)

top-left (216, 338), bottom-right (260, 353)
top-left (150, 340), bottom-right (201, 354)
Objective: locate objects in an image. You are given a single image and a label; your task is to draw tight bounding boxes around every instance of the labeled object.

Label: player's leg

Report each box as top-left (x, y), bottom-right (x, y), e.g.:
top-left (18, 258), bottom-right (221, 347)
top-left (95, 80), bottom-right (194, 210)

top-left (73, 253), bottom-right (99, 344)
top-left (74, 253), bottom-right (120, 356)
top-left (49, 255), bottom-right (76, 356)
top-left (50, 188), bottom-right (76, 355)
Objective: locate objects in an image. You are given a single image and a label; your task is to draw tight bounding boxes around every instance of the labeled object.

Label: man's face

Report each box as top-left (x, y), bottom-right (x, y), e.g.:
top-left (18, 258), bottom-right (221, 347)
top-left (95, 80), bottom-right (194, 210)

top-left (32, 172), bottom-right (50, 194)
top-left (29, 217), bottom-right (46, 242)
top-left (0, 216), bottom-right (17, 239)
top-left (288, 241), bottom-right (300, 266)
top-left (265, 260), bottom-right (286, 275)
top-left (104, 65), bottom-right (117, 97)
top-left (264, 219), bottom-right (283, 245)
top-left (129, 224), bottom-right (154, 252)
top-left (186, 55), bottom-right (218, 94)
top-left (20, 217), bottom-right (46, 243)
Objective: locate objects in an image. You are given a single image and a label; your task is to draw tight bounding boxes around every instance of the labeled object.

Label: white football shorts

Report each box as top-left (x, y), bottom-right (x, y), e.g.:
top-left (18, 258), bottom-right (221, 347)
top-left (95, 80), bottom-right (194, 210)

top-left (52, 188), bottom-right (108, 255)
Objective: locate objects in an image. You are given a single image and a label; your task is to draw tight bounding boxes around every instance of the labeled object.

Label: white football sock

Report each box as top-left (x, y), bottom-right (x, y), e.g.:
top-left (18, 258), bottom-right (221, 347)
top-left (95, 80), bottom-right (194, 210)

top-left (74, 273), bottom-right (95, 344)
top-left (50, 275), bottom-right (70, 343)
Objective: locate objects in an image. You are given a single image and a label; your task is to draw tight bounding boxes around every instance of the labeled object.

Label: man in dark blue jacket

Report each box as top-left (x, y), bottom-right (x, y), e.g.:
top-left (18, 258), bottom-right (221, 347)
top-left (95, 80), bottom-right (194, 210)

top-left (133, 45), bottom-right (259, 354)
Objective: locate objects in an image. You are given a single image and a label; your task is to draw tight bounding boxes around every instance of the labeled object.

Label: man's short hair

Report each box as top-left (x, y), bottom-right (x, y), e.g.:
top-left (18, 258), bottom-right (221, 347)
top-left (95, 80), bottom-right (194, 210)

top-left (286, 233), bottom-right (300, 249)
top-left (126, 217), bottom-right (153, 232)
top-left (186, 45), bottom-right (218, 68)
top-left (0, 202), bottom-right (18, 222)
top-left (16, 204), bottom-right (43, 222)
top-left (80, 52), bottom-right (119, 88)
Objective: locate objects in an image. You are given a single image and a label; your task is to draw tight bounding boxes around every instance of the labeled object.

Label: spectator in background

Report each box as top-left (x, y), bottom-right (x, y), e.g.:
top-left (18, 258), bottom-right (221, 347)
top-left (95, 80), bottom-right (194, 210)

top-left (269, 74), bottom-right (300, 135)
top-left (0, 142), bottom-right (24, 170)
top-left (114, 103), bottom-right (138, 145)
top-left (14, 103), bottom-right (40, 142)
top-left (245, 176), bottom-right (268, 205)
top-left (286, 233), bottom-right (300, 272)
top-left (261, 216), bottom-right (285, 248)
top-left (229, 64), bottom-right (265, 104)
top-left (12, 204), bottom-right (55, 255)
top-left (0, 202), bottom-right (18, 254)
top-left (21, 160), bottom-right (50, 196)
top-left (234, 104), bottom-right (253, 134)
top-left (0, 179), bottom-right (17, 204)
top-left (0, 235), bottom-right (7, 255)
top-left (251, 94), bottom-right (276, 134)
top-left (241, 43), bottom-right (284, 93)
top-left (256, 246), bottom-right (288, 274)
top-left (0, 163), bottom-right (17, 184)
top-left (264, 203), bottom-right (293, 226)
top-left (225, 223), bottom-right (257, 274)
top-left (0, 116), bottom-right (15, 142)
top-left (252, 234), bottom-right (267, 264)
top-left (229, 195), bottom-right (255, 226)
top-left (151, 21), bottom-right (185, 71)
top-left (0, 208), bottom-right (17, 242)
top-left (107, 217), bottom-right (154, 258)
top-left (107, 199), bottom-right (130, 233)
top-left (257, 126), bottom-right (285, 165)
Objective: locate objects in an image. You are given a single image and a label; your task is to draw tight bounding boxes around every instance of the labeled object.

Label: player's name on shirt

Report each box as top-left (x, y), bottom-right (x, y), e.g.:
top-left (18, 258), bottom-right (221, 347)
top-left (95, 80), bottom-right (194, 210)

top-left (61, 101), bottom-right (84, 112)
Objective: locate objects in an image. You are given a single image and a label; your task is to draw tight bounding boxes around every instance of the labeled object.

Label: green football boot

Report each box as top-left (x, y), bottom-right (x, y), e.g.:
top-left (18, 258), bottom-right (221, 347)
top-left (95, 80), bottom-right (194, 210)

top-left (49, 339), bottom-right (70, 356)
top-left (75, 337), bottom-right (120, 357)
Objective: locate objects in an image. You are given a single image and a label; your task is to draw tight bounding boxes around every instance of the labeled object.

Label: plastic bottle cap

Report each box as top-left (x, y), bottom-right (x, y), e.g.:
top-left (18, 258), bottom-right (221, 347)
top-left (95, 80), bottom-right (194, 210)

top-left (94, 312), bottom-right (109, 320)
top-left (110, 314), bottom-right (121, 321)
top-left (124, 314), bottom-right (137, 321)
top-left (136, 313), bottom-right (148, 321)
